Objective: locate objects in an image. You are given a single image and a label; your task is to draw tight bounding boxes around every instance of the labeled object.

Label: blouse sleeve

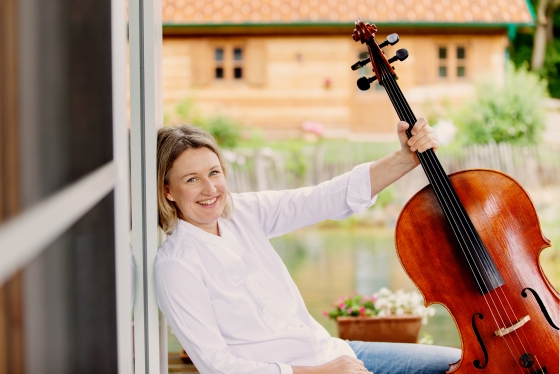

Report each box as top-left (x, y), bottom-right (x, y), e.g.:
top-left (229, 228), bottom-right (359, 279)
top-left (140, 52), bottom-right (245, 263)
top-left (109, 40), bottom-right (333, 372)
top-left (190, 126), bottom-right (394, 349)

top-left (232, 162), bottom-right (377, 238)
top-left (155, 259), bottom-right (293, 374)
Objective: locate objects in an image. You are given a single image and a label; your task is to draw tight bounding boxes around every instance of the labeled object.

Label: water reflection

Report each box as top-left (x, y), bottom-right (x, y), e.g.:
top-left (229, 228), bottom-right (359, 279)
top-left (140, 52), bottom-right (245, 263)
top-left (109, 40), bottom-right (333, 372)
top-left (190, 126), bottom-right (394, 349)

top-left (270, 227), bottom-right (462, 348)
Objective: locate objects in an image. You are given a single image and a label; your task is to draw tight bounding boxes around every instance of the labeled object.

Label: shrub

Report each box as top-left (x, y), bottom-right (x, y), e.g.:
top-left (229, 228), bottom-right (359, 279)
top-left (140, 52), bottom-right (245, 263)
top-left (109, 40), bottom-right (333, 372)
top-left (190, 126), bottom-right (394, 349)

top-left (166, 98), bottom-right (242, 149)
top-left (454, 62), bottom-right (548, 145)
top-left (203, 117), bottom-right (241, 149)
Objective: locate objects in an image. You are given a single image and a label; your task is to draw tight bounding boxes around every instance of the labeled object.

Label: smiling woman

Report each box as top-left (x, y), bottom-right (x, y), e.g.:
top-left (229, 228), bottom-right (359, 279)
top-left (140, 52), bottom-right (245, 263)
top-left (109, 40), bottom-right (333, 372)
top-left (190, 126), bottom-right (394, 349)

top-left (154, 123), bottom-right (461, 374)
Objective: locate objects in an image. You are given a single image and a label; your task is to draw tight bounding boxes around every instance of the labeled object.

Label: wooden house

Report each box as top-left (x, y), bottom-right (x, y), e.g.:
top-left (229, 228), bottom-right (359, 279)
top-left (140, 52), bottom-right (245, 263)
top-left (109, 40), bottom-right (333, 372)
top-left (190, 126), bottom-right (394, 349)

top-left (160, 0), bottom-right (534, 139)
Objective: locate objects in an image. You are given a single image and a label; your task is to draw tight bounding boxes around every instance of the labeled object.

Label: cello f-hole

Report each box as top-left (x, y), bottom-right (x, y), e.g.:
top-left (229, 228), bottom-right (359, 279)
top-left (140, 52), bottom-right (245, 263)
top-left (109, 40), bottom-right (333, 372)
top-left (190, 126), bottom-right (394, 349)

top-left (472, 312), bottom-right (488, 369)
top-left (522, 288), bottom-right (559, 330)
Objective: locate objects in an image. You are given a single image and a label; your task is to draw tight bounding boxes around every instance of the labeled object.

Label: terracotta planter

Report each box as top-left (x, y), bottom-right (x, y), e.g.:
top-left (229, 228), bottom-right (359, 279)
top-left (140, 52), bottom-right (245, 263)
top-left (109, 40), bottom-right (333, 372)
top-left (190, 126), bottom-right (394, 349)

top-left (336, 316), bottom-right (423, 343)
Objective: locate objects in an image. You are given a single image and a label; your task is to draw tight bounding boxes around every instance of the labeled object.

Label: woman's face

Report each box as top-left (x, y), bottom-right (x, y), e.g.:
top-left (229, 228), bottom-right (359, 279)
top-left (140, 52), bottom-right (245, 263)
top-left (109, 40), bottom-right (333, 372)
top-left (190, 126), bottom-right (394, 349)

top-left (164, 147), bottom-right (228, 235)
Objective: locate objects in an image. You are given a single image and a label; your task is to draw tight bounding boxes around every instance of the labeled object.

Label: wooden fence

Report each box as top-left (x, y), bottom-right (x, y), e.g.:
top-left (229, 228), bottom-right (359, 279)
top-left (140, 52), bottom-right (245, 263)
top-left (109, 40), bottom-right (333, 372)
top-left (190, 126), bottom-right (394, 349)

top-left (226, 142), bottom-right (560, 205)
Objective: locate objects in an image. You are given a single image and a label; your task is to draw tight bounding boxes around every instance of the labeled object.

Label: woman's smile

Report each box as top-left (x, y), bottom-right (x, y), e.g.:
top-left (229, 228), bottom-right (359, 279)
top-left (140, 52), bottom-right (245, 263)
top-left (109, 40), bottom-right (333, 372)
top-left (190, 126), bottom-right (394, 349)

top-left (196, 195), bottom-right (219, 207)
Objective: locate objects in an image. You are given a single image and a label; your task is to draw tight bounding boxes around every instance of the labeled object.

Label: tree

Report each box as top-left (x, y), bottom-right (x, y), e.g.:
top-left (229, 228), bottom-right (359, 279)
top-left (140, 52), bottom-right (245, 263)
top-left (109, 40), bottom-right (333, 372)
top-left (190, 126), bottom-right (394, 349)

top-left (532, 0), bottom-right (560, 69)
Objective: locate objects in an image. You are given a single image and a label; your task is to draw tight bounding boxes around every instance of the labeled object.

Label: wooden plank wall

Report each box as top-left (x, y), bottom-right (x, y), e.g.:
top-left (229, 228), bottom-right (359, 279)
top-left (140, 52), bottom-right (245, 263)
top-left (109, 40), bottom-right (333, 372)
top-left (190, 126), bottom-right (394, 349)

top-left (161, 33), bottom-right (508, 138)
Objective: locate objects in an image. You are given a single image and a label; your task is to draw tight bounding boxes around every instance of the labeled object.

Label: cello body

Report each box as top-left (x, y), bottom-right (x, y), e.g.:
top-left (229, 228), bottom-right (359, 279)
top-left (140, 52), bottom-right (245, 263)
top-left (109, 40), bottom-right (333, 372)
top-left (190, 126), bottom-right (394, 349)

top-left (396, 169), bottom-right (559, 373)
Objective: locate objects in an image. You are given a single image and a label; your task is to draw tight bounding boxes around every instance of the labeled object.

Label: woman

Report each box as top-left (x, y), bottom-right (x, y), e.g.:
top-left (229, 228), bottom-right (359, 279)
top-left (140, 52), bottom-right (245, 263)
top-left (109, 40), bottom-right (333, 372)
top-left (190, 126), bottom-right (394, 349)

top-left (154, 119), bottom-right (461, 374)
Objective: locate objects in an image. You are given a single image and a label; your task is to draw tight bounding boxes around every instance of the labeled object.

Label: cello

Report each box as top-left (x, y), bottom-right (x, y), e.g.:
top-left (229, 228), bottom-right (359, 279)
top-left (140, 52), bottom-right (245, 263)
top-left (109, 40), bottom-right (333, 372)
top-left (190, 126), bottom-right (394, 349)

top-left (351, 20), bottom-right (559, 373)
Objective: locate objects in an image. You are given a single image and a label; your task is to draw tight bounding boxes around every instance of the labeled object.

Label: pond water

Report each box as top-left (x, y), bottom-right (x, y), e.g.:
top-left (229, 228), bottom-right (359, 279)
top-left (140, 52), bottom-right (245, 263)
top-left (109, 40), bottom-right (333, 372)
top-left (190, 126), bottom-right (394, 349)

top-left (168, 223), bottom-right (560, 352)
top-left (271, 227), bottom-right (462, 347)
top-left (269, 225), bottom-right (560, 349)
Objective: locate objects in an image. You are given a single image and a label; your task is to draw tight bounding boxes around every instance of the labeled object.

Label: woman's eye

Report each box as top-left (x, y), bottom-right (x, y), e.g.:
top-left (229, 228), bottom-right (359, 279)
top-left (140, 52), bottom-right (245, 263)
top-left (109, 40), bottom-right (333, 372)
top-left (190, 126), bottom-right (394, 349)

top-left (187, 178), bottom-right (196, 183)
top-left (210, 170), bottom-right (219, 176)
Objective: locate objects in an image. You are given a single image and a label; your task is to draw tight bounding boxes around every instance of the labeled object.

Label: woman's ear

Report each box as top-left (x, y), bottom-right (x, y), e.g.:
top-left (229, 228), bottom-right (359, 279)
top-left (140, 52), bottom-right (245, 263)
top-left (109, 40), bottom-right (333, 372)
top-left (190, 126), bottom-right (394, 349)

top-left (164, 185), bottom-right (174, 201)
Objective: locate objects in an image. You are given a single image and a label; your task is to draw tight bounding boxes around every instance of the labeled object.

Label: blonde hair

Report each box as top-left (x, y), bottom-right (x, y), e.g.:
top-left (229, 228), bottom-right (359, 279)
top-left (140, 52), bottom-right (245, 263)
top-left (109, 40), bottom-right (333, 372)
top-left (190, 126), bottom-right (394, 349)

top-left (157, 125), bottom-right (233, 234)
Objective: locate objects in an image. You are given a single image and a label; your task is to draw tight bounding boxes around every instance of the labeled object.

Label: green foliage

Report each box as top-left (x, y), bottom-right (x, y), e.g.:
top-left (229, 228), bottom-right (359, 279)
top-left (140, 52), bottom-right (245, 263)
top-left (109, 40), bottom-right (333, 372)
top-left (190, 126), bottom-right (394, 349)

top-left (510, 0), bottom-right (560, 98)
top-left (540, 39), bottom-right (560, 98)
top-left (285, 150), bottom-right (308, 178)
top-left (453, 62), bottom-right (548, 145)
top-left (203, 117), bottom-right (241, 149)
top-left (375, 185), bottom-right (396, 209)
top-left (166, 98), bottom-right (242, 149)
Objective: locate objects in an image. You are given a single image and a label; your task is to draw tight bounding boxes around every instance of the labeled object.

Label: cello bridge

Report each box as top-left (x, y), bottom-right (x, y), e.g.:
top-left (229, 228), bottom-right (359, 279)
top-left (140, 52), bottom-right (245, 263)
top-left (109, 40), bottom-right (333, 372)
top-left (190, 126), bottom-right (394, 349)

top-left (494, 315), bottom-right (531, 337)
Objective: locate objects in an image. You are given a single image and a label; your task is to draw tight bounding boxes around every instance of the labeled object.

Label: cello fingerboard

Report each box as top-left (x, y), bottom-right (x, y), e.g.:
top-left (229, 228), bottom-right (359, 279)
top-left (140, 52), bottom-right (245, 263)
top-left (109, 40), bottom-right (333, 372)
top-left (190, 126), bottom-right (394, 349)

top-left (367, 36), bottom-right (504, 295)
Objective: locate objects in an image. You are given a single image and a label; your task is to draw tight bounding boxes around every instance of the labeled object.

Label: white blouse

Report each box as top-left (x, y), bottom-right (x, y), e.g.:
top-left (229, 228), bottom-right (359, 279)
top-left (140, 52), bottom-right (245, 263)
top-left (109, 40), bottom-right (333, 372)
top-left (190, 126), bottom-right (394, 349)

top-left (155, 162), bottom-right (376, 374)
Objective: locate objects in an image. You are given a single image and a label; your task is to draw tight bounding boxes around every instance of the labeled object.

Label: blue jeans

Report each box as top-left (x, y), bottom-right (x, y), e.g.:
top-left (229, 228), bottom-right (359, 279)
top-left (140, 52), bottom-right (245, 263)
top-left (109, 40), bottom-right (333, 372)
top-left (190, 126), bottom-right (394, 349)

top-left (348, 341), bottom-right (461, 374)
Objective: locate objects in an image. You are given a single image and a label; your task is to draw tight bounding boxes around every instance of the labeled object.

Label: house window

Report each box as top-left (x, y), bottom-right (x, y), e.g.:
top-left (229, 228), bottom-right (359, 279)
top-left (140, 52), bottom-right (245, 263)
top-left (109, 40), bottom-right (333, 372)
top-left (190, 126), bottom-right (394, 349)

top-left (213, 46), bottom-right (244, 81)
top-left (438, 47), bottom-right (447, 78)
top-left (457, 47), bottom-right (466, 77)
top-left (215, 48), bottom-right (224, 79)
top-left (233, 47), bottom-right (243, 79)
top-left (438, 45), bottom-right (468, 79)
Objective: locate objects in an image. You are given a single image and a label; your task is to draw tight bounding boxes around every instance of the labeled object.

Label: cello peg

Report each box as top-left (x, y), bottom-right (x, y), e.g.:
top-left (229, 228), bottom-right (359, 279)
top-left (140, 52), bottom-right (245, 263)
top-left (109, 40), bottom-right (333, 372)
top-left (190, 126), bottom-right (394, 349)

top-left (351, 57), bottom-right (371, 71)
top-left (388, 48), bottom-right (409, 63)
top-left (379, 33), bottom-right (399, 48)
top-left (357, 75), bottom-right (377, 91)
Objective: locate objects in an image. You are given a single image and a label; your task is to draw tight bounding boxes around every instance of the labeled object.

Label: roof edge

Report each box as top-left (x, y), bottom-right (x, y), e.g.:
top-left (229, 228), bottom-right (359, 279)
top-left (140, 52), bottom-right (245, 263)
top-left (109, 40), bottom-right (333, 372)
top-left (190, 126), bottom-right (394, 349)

top-left (162, 21), bottom-right (535, 28)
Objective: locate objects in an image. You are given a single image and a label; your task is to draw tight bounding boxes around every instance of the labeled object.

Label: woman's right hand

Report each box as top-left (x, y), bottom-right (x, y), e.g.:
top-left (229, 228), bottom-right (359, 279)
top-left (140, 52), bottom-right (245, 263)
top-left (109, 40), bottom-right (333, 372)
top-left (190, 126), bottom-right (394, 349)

top-left (292, 355), bottom-right (373, 373)
top-left (316, 355), bottom-right (373, 374)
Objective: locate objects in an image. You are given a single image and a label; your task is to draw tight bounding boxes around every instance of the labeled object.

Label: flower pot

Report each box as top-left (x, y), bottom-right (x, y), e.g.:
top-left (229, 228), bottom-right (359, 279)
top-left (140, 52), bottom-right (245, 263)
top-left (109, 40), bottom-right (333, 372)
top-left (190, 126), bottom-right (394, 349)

top-left (336, 316), bottom-right (423, 343)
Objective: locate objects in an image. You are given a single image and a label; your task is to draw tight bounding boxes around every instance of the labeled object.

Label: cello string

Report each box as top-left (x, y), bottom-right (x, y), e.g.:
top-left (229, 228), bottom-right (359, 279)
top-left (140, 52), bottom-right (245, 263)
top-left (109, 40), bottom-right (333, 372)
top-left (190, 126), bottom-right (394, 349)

top-left (377, 55), bottom-right (533, 366)
top-left (374, 54), bottom-right (528, 368)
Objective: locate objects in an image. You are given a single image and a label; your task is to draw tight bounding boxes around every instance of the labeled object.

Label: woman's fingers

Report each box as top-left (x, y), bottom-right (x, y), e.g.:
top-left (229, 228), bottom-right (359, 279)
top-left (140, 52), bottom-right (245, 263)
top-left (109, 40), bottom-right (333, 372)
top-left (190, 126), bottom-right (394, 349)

top-left (410, 117), bottom-right (428, 135)
top-left (407, 117), bottom-right (439, 153)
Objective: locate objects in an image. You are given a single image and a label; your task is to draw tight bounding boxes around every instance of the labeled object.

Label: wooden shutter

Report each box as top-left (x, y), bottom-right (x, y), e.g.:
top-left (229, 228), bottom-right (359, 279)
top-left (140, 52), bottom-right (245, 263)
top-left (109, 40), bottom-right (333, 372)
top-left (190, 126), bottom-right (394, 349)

top-left (190, 40), bottom-right (211, 87)
top-left (245, 39), bottom-right (267, 87)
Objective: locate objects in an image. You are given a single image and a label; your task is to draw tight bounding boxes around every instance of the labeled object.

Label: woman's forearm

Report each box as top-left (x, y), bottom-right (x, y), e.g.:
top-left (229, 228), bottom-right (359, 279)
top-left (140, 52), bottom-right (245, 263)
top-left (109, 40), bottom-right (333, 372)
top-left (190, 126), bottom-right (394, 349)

top-left (369, 150), bottom-right (416, 198)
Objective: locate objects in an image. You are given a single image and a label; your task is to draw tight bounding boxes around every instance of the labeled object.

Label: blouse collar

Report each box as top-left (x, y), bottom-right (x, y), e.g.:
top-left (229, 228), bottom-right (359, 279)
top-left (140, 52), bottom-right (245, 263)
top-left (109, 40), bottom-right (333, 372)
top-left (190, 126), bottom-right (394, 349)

top-left (177, 218), bottom-right (225, 246)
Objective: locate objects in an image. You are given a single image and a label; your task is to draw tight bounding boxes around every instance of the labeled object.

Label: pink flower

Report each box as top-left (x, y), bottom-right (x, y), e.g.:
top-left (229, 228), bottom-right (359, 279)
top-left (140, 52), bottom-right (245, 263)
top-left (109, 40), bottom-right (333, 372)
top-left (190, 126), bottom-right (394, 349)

top-left (322, 310), bottom-right (328, 317)
top-left (339, 302), bottom-right (345, 309)
top-left (359, 306), bottom-right (365, 317)
top-left (347, 307), bottom-right (353, 314)
top-left (301, 121), bottom-right (324, 135)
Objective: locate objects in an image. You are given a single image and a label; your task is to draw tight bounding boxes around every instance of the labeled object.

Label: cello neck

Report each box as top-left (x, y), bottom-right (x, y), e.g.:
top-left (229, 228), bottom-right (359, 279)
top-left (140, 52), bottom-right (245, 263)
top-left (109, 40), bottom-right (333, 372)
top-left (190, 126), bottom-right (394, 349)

top-left (366, 36), bottom-right (505, 294)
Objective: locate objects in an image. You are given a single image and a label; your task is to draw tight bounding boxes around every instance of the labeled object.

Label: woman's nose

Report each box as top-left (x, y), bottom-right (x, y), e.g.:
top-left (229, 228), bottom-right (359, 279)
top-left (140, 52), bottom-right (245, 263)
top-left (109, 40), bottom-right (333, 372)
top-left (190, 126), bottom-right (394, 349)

top-left (200, 178), bottom-right (217, 194)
